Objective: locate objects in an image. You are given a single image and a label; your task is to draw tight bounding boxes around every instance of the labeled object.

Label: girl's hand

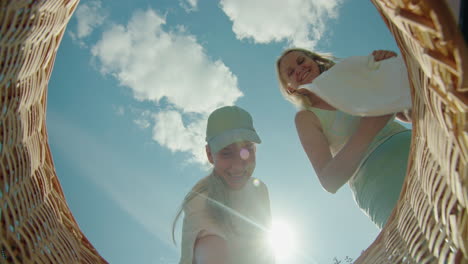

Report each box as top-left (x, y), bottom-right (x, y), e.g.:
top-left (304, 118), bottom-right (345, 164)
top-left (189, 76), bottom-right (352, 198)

top-left (286, 85), bottom-right (313, 99)
top-left (295, 87), bottom-right (315, 99)
top-left (372, 50), bottom-right (397, 61)
top-left (293, 87), bottom-right (320, 105)
top-left (294, 87), bottom-right (336, 110)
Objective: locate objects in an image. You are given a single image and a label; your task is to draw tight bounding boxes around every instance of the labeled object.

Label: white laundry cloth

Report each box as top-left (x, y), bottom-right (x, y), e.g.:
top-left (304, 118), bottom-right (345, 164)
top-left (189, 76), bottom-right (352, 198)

top-left (301, 55), bottom-right (412, 116)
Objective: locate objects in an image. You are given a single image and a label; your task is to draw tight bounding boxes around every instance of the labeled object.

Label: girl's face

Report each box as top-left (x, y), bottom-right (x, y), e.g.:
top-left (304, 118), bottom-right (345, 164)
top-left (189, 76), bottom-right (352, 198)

top-left (278, 51), bottom-right (321, 93)
top-left (207, 141), bottom-right (256, 190)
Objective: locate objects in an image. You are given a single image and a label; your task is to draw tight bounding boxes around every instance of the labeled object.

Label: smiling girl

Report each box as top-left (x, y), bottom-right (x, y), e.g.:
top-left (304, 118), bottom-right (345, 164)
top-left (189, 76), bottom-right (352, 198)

top-left (173, 106), bottom-right (274, 264)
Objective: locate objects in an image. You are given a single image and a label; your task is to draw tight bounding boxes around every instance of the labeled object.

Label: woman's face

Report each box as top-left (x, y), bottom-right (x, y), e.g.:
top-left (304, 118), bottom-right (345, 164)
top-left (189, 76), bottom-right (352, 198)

top-left (278, 51), bottom-right (321, 93)
top-left (207, 141), bottom-right (256, 190)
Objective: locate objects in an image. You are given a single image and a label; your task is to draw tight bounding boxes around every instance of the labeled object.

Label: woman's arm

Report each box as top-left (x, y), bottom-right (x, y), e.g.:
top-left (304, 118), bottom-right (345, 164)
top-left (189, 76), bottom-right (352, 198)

top-left (295, 110), bottom-right (392, 193)
top-left (193, 235), bottom-right (228, 264)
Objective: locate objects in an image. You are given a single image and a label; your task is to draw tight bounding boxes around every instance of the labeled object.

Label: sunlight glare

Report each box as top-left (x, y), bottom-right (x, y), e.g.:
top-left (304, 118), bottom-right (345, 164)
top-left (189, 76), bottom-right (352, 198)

top-left (268, 220), bottom-right (297, 261)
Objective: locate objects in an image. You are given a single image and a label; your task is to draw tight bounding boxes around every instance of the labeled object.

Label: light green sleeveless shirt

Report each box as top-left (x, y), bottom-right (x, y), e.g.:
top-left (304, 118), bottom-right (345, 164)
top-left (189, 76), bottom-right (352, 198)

top-left (306, 107), bottom-right (409, 181)
top-left (307, 108), bottom-right (411, 229)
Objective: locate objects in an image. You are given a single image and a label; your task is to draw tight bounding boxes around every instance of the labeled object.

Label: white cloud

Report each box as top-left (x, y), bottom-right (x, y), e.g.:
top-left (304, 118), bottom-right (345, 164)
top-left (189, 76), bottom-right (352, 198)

top-left (91, 9), bottom-right (241, 114)
top-left (219, 0), bottom-right (343, 48)
top-left (133, 110), bottom-right (152, 129)
top-left (152, 111), bottom-right (207, 164)
top-left (91, 9), bottom-right (241, 164)
top-left (134, 119), bottom-right (151, 129)
top-left (180, 0), bottom-right (198, 12)
top-left (70, 0), bottom-right (106, 44)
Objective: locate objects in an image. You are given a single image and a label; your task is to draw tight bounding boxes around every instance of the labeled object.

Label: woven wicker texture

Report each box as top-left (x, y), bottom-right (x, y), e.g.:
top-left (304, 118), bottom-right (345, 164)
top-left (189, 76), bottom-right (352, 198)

top-left (355, 0), bottom-right (467, 263)
top-left (0, 0), bottom-right (107, 263)
top-left (0, 0), bottom-right (466, 264)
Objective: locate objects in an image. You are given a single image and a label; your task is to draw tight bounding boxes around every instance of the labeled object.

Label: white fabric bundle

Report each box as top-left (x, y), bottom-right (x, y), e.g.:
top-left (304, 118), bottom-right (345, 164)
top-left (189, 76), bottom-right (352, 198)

top-left (300, 55), bottom-right (412, 116)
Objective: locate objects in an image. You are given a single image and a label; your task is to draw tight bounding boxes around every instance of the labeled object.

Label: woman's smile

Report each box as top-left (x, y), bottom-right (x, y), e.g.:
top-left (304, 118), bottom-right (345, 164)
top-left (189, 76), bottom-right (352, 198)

top-left (299, 69), bottom-right (311, 83)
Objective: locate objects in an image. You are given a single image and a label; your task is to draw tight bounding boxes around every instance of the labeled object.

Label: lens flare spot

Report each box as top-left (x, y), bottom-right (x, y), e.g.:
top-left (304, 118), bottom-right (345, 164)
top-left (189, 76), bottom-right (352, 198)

top-left (253, 178), bottom-right (260, 187)
top-left (268, 220), bottom-right (296, 261)
top-left (240, 148), bottom-right (250, 160)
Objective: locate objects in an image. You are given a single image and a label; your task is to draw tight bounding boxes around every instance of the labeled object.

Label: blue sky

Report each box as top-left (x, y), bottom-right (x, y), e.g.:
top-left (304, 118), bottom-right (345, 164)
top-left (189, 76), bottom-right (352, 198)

top-left (46, 0), bottom-right (404, 263)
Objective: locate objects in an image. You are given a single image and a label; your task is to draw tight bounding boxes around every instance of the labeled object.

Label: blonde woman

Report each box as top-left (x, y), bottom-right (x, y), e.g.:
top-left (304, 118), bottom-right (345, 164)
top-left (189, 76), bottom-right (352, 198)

top-left (172, 106), bottom-right (274, 264)
top-left (276, 48), bottom-right (411, 229)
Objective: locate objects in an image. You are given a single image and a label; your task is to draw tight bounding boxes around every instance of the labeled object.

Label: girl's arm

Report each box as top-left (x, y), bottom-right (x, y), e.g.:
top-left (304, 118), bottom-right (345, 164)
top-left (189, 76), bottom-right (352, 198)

top-left (295, 110), bottom-right (392, 193)
top-left (193, 235), bottom-right (228, 264)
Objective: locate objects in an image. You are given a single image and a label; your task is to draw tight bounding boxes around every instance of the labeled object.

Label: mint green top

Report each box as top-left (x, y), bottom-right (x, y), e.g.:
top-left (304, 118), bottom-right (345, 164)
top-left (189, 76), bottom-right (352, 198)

top-left (306, 107), bottom-right (411, 228)
top-left (306, 107), bottom-right (409, 181)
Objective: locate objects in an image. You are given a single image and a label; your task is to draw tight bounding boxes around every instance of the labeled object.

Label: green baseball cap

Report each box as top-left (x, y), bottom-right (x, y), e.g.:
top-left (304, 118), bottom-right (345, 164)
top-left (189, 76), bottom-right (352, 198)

top-left (206, 106), bottom-right (261, 154)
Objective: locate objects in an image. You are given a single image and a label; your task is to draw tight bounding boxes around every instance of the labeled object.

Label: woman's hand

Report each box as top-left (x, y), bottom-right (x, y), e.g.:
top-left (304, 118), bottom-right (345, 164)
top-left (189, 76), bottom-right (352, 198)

top-left (294, 88), bottom-right (336, 110)
top-left (372, 50), bottom-right (397, 61)
top-left (295, 87), bottom-right (314, 99)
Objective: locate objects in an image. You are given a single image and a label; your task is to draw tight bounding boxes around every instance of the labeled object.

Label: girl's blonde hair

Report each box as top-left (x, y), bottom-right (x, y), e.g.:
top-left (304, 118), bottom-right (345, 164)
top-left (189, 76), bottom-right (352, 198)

top-left (275, 48), bottom-right (336, 109)
top-left (171, 171), bottom-right (234, 244)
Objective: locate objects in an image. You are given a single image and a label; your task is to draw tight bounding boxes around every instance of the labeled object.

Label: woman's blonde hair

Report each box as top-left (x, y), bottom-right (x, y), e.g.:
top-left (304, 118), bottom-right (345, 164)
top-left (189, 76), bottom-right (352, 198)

top-left (275, 48), bottom-right (336, 109)
top-left (171, 171), bottom-right (234, 244)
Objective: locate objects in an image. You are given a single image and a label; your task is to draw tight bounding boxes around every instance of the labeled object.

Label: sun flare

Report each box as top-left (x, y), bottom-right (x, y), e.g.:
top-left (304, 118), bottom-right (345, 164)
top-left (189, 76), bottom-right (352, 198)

top-left (268, 220), bottom-right (297, 261)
